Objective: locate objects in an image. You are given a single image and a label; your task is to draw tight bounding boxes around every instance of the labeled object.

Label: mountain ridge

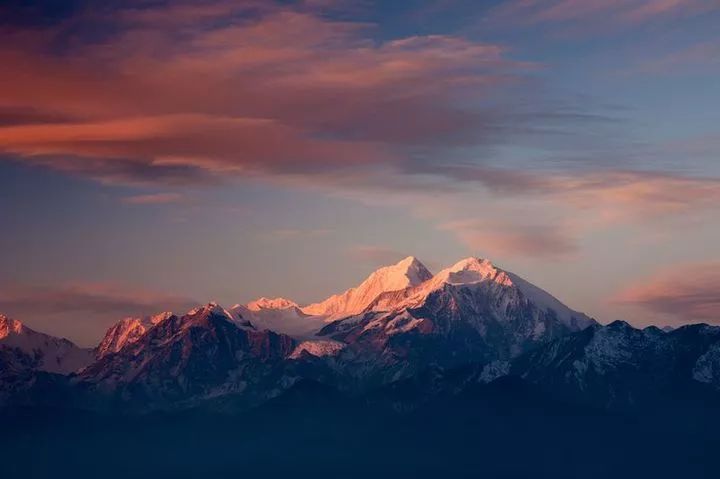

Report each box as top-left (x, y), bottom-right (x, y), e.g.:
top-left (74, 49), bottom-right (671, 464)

top-left (1, 255), bottom-right (717, 415)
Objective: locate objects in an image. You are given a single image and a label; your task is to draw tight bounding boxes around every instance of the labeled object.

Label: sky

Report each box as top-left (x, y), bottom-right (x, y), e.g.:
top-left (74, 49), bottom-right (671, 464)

top-left (0, 0), bottom-right (719, 346)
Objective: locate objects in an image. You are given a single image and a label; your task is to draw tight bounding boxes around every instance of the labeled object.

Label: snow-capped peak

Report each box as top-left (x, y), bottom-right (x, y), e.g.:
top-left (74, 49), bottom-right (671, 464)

top-left (301, 256), bottom-right (433, 319)
top-left (189, 302), bottom-right (233, 318)
top-left (95, 312), bottom-right (174, 359)
top-left (379, 257), bottom-right (514, 310)
top-left (0, 314), bottom-right (93, 374)
top-left (394, 256), bottom-right (434, 287)
top-left (0, 314), bottom-right (23, 338)
top-left (364, 257), bottom-right (594, 331)
top-left (432, 257), bottom-right (512, 287)
top-left (147, 311), bottom-right (173, 326)
top-left (247, 297), bottom-right (299, 311)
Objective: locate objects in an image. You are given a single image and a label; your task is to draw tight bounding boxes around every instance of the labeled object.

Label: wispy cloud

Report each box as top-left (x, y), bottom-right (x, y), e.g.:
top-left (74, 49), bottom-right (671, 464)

top-left (0, 281), bottom-right (198, 345)
top-left (614, 262), bottom-right (720, 323)
top-left (0, 2), bottom-right (540, 187)
top-left (121, 192), bottom-right (184, 205)
top-left (488, 0), bottom-right (718, 29)
top-left (440, 219), bottom-right (577, 258)
top-left (623, 40), bottom-right (720, 76)
top-left (262, 164), bottom-right (720, 258)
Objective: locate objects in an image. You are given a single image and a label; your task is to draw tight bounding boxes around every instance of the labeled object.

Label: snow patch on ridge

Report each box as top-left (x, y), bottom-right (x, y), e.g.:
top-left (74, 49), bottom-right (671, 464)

top-left (246, 297), bottom-right (298, 311)
top-left (289, 340), bottom-right (345, 359)
top-left (233, 301), bottom-right (323, 339)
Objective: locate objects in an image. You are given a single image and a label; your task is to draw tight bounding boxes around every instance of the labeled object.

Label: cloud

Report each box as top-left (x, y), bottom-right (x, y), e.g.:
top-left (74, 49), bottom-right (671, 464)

top-left (0, 0), bottom-right (596, 189)
top-left (419, 166), bottom-right (720, 222)
top-left (347, 245), bottom-right (410, 266)
top-left (121, 192), bottom-right (184, 205)
top-left (562, 172), bottom-right (720, 220)
top-left (488, 0), bottom-right (718, 29)
top-left (439, 169), bottom-right (720, 257)
top-left (614, 262), bottom-right (720, 323)
top-left (261, 163), bottom-right (720, 259)
top-left (0, 281), bottom-right (198, 346)
top-left (623, 41), bottom-right (720, 76)
top-left (1, 0), bottom-right (717, 274)
top-left (0, 114), bottom-right (396, 185)
top-left (0, 0), bottom-right (674, 223)
top-left (440, 219), bottom-right (577, 258)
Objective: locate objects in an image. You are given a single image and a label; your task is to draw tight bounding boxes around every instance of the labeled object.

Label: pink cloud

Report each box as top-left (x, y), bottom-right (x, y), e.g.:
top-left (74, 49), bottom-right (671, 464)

top-left (0, 4), bottom-right (528, 186)
top-left (0, 281), bottom-right (198, 345)
top-left (0, 114), bottom-right (396, 182)
top-left (553, 171), bottom-right (720, 222)
top-left (614, 262), bottom-right (720, 323)
top-left (421, 165), bottom-right (720, 221)
top-left (440, 219), bottom-right (578, 258)
top-left (0, 0), bottom-right (717, 261)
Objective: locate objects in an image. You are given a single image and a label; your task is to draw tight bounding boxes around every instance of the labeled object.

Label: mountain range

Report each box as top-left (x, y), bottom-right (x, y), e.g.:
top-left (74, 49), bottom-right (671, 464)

top-left (2, 255), bottom-right (718, 414)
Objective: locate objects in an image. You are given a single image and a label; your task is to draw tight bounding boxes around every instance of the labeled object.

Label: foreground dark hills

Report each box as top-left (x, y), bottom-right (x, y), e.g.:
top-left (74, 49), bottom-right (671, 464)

top-left (3, 375), bottom-right (719, 479)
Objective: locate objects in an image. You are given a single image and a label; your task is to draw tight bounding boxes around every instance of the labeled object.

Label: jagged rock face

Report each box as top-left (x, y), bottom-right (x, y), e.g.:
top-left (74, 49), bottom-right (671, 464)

top-left (289, 340), bottom-right (345, 359)
top-left (95, 312), bottom-right (174, 359)
top-left (0, 315), bottom-right (93, 375)
top-left (513, 322), bottom-right (720, 409)
top-left (693, 341), bottom-right (720, 389)
top-left (79, 306), bottom-right (296, 408)
top-left (0, 346), bottom-right (37, 377)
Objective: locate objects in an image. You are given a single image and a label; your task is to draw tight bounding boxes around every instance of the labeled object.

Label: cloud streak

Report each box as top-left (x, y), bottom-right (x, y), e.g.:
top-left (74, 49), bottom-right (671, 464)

top-left (121, 192), bottom-right (184, 205)
top-left (440, 219), bottom-right (578, 258)
top-left (614, 262), bottom-right (720, 324)
top-left (488, 0), bottom-right (719, 29)
top-left (0, 281), bottom-right (198, 345)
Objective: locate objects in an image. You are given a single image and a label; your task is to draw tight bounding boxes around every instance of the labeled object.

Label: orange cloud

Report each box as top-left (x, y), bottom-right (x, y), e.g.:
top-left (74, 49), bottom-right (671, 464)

top-left (0, 4), bottom-right (526, 186)
top-left (1, 0), bottom-right (717, 257)
top-left (0, 114), bottom-right (395, 181)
